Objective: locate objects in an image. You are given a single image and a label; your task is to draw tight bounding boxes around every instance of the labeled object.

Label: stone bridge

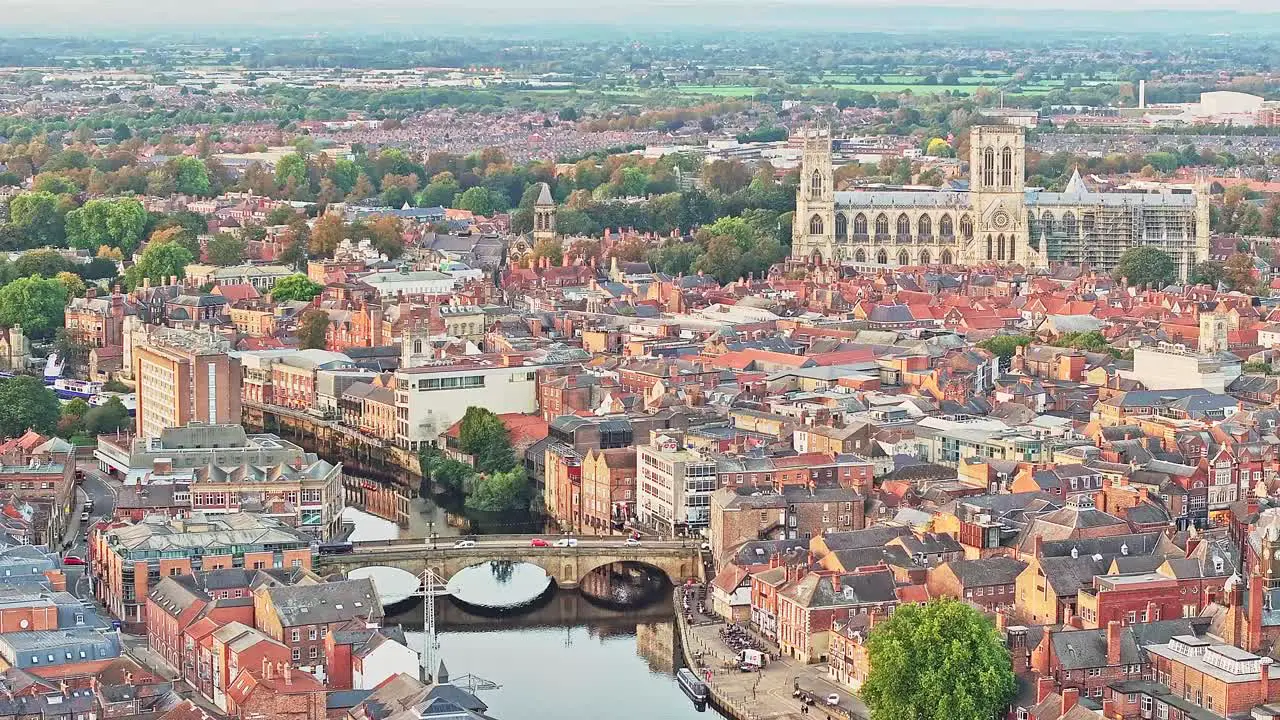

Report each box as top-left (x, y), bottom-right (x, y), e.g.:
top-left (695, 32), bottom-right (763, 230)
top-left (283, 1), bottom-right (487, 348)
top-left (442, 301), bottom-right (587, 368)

top-left (315, 539), bottom-right (703, 590)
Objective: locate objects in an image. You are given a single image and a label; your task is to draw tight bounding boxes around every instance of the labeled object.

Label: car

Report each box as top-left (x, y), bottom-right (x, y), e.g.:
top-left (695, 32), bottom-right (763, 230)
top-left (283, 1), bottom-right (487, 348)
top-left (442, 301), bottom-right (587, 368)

top-left (552, 537), bottom-right (578, 548)
top-left (825, 694), bottom-right (840, 706)
top-left (80, 512), bottom-right (90, 522)
top-left (624, 537), bottom-right (641, 546)
top-left (453, 539), bottom-right (477, 548)
top-left (700, 542), bottom-right (710, 551)
top-left (62, 556), bottom-right (85, 566)
top-left (82, 501), bottom-right (93, 512)
top-left (529, 538), bottom-right (549, 547)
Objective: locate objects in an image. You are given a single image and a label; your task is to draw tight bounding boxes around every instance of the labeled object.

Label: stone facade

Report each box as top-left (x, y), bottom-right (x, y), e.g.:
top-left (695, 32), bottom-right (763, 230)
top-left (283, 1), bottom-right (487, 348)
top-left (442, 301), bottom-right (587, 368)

top-left (791, 124), bottom-right (1210, 279)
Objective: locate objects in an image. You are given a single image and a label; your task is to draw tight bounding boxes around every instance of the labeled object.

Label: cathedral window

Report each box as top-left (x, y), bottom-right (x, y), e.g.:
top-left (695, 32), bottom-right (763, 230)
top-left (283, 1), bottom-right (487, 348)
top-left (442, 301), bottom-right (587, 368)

top-left (997, 234), bottom-right (1006, 261)
top-left (940, 214), bottom-right (954, 238)
top-left (896, 214), bottom-right (911, 237)
top-left (941, 249), bottom-right (953, 265)
top-left (898, 251), bottom-right (909, 266)
top-left (875, 214), bottom-right (889, 237)
top-left (982, 148), bottom-right (995, 188)
top-left (1041, 212), bottom-right (1055, 234)
top-left (854, 213), bottom-right (867, 236)
top-left (809, 214), bottom-right (825, 235)
top-left (810, 170), bottom-right (823, 199)
top-left (960, 215), bottom-right (974, 239)
top-left (1001, 147), bottom-right (1014, 188)
top-left (855, 249), bottom-right (866, 263)
top-left (1063, 212), bottom-right (1078, 238)
top-left (876, 249), bottom-right (888, 265)
top-left (918, 215), bottom-right (932, 238)
top-left (986, 236), bottom-right (993, 260)
top-left (919, 250), bottom-right (931, 265)
top-left (835, 213), bottom-right (848, 240)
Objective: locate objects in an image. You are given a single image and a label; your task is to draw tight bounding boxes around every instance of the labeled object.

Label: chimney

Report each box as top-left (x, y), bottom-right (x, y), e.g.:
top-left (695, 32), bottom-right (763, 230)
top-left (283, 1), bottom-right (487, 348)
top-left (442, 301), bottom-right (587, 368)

top-left (832, 574), bottom-right (842, 593)
top-left (283, 662), bottom-right (293, 685)
top-left (124, 671), bottom-right (133, 686)
top-left (1262, 657), bottom-right (1274, 703)
top-left (1033, 535), bottom-right (1043, 558)
top-left (85, 287), bottom-right (96, 299)
top-left (1145, 601), bottom-right (1159, 623)
top-left (1068, 614), bottom-right (1083, 629)
top-left (1106, 620), bottom-right (1122, 666)
top-left (1102, 698), bottom-right (1117, 719)
top-left (995, 608), bottom-right (1008, 632)
top-left (1061, 686), bottom-right (1079, 716)
top-left (1035, 675), bottom-right (1055, 703)
top-left (261, 658), bottom-right (270, 679)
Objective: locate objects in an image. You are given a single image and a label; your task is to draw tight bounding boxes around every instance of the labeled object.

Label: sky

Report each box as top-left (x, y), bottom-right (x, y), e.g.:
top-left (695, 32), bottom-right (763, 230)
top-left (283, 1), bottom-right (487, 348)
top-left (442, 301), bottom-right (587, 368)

top-left (1, 0), bottom-right (1276, 32)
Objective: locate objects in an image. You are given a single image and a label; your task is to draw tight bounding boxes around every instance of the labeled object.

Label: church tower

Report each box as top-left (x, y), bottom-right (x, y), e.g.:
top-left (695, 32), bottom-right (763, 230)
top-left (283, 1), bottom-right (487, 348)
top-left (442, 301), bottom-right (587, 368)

top-left (968, 125), bottom-right (1028, 266)
top-left (791, 127), bottom-right (835, 265)
top-left (532, 182), bottom-right (556, 244)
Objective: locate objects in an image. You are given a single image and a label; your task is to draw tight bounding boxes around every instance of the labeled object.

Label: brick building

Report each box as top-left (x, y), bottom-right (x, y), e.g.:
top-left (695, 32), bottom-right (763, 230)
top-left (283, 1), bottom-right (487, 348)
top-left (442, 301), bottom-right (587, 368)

top-left (926, 557), bottom-right (1027, 611)
top-left (134, 341), bottom-right (242, 440)
top-left (580, 447), bottom-right (636, 535)
top-left (252, 578), bottom-right (383, 681)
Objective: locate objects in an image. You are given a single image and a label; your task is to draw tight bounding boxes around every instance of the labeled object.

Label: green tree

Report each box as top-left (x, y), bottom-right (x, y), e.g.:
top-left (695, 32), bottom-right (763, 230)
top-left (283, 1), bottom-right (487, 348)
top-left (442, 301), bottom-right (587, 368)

top-left (123, 240), bottom-right (194, 290)
top-left (9, 191), bottom-right (65, 247)
top-left (427, 455), bottom-right (474, 494)
top-left (417, 173), bottom-right (461, 208)
top-left (465, 467), bottom-right (532, 513)
top-left (65, 198), bottom-right (147, 254)
top-left (1191, 260), bottom-right (1225, 288)
top-left (0, 376), bottom-right (60, 437)
top-left (1222, 253), bottom-right (1257, 291)
top-left (458, 407), bottom-right (517, 475)
top-left (206, 232), bottom-right (246, 266)
top-left (13, 249), bottom-right (72, 278)
top-left (54, 271), bottom-right (85, 298)
top-left (275, 152), bottom-right (309, 191)
top-left (861, 599), bottom-right (1015, 720)
top-left (976, 334), bottom-right (1033, 359)
top-left (1112, 246), bottom-right (1176, 288)
top-left (271, 274), bottom-right (324, 302)
top-left (82, 396), bottom-right (130, 435)
top-left (297, 309), bottom-right (329, 349)
top-left (454, 186), bottom-right (502, 216)
top-left (0, 275), bottom-right (67, 338)
top-left (170, 156), bottom-right (212, 196)
top-left (1243, 361), bottom-right (1275, 375)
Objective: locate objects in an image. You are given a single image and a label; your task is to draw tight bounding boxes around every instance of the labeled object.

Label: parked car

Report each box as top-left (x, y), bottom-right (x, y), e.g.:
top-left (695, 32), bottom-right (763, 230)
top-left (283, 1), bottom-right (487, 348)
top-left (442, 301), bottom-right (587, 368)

top-left (624, 538), bottom-right (641, 546)
top-left (62, 556), bottom-right (85, 566)
top-left (80, 512), bottom-right (90, 522)
top-left (552, 538), bottom-right (579, 548)
top-left (825, 694), bottom-right (840, 706)
top-left (453, 539), bottom-right (477, 548)
top-left (529, 538), bottom-right (549, 547)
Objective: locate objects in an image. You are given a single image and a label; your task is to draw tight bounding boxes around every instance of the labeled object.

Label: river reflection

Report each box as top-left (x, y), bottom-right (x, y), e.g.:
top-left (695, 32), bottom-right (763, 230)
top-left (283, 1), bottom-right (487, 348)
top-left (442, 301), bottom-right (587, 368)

top-left (390, 563), bottom-right (726, 720)
top-left (446, 561), bottom-right (553, 608)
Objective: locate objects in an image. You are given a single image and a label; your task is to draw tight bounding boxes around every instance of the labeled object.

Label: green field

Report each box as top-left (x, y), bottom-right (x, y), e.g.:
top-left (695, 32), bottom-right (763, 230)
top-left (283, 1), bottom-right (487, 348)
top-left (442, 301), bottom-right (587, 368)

top-left (671, 85), bottom-right (766, 97)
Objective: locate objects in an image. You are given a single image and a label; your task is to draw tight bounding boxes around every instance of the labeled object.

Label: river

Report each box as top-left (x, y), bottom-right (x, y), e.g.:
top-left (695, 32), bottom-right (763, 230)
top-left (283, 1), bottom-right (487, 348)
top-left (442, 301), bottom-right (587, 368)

top-left (388, 561), bottom-right (726, 720)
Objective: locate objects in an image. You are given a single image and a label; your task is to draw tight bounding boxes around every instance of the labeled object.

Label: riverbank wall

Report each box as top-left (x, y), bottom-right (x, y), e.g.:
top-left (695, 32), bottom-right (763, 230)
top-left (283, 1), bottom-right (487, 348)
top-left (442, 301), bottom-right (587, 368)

top-left (673, 593), bottom-right (769, 720)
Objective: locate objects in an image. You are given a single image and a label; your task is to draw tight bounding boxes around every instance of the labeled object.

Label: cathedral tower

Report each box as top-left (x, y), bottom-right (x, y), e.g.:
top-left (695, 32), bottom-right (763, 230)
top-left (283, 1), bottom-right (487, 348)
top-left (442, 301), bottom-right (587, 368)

top-left (532, 182), bottom-right (557, 244)
top-left (791, 128), bottom-right (836, 265)
top-left (968, 125), bottom-right (1028, 266)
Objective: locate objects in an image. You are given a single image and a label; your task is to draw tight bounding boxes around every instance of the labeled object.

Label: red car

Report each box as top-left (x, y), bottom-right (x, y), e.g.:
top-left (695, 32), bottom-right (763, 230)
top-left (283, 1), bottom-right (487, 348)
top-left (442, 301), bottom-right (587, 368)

top-left (62, 556), bottom-right (85, 566)
top-left (529, 538), bottom-right (549, 547)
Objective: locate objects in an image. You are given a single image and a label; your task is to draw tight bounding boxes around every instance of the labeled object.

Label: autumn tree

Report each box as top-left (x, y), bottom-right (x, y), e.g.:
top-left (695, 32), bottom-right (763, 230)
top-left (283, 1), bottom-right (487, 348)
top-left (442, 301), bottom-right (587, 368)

top-left (308, 214), bottom-right (345, 258)
top-left (297, 309), bottom-right (330, 350)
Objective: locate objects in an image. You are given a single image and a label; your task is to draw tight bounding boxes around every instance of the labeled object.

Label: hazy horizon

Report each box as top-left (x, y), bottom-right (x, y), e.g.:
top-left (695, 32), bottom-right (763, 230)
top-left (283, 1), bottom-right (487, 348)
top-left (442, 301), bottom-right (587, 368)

top-left (2, 0), bottom-right (1279, 34)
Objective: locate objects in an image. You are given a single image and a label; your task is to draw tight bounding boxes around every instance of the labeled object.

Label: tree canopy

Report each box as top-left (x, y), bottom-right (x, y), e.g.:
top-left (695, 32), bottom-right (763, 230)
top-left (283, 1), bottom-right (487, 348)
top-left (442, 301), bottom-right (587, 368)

top-left (65, 198), bottom-right (148, 254)
top-left (297, 309), bottom-right (329, 349)
top-left (0, 376), bottom-right (59, 437)
top-left (1112, 246), bottom-right (1177, 289)
top-left (0, 275), bottom-right (68, 338)
top-left (861, 599), bottom-right (1016, 720)
top-left (271, 274), bottom-right (325, 302)
top-left (206, 232), bottom-right (246, 266)
top-left (123, 238), bottom-right (194, 289)
top-left (976, 334), bottom-right (1033, 359)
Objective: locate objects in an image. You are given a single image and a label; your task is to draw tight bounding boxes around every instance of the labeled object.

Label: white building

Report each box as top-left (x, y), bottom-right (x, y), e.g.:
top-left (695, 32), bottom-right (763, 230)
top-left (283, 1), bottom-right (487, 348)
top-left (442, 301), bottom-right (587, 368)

top-left (1125, 344), bottom-right (1242, 394)
top-left (358, 267), bottom-right (456, 297)
top-left (394, 357), bottom-right (541, 450)
top-left (352, 633), bottom-right (420, 690)
top-left (636, 433), bottom-right (718, 535)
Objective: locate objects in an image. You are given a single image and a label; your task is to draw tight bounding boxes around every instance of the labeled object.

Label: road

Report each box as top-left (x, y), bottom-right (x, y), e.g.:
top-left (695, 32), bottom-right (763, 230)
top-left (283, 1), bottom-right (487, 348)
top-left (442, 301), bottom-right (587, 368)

top-left (63, 462), bottom-right (118, 601)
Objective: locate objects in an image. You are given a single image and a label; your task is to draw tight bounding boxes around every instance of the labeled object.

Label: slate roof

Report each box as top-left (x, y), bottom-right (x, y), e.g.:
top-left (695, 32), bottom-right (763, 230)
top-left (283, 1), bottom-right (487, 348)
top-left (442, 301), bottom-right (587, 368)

top-left (264, 578), bottom-right (382, 627)
top-left (1050, 618), bottom-right (1210, 670)
top-left (942, 557), bottom-right (1028, 588)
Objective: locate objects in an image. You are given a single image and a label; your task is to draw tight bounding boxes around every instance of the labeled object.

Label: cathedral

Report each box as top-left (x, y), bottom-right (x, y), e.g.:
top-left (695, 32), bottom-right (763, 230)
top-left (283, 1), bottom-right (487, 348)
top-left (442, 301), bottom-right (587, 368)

top-left (790, 124), bottom-right (1210, 281)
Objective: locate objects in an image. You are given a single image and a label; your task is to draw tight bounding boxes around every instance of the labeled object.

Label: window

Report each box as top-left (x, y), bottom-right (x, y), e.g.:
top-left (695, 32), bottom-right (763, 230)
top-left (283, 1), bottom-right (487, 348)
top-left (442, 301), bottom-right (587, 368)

top-left (809, 214), bottom-right (824, 235)
top-left (291, 629), bottom-right (300, 642)
top-left (1088, 668), bottom-right (1101, 677)
top-left (1001, 147), bottom-right (1013, 187)
top-left (982, 148), bottom-right (995, 187)
top-left (875, 214), bottom-right (889, 236)
top-left (835, 213), bottom-right (848, 239)
top-left (1092, 687), bottom-right (1103, 698)
top-left (1127, 693), bottom-right (1137, 704)
top-left (940, 214), bottom-right (954, 237)
top-left (1141, 697), bottom-right (1152, 713)
top-left (1127, 610), bottom-right (1137, 623)
top-left (291, 648), bottom-right (300, 661)
top-left (309, 647), bottom-right (318, 659)
top-left (897, 214), bottom-right (911, 237)
top-left (309, 628), bottom-right (318, 641)
top-left (854, 213), bottom-right (867, 236)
